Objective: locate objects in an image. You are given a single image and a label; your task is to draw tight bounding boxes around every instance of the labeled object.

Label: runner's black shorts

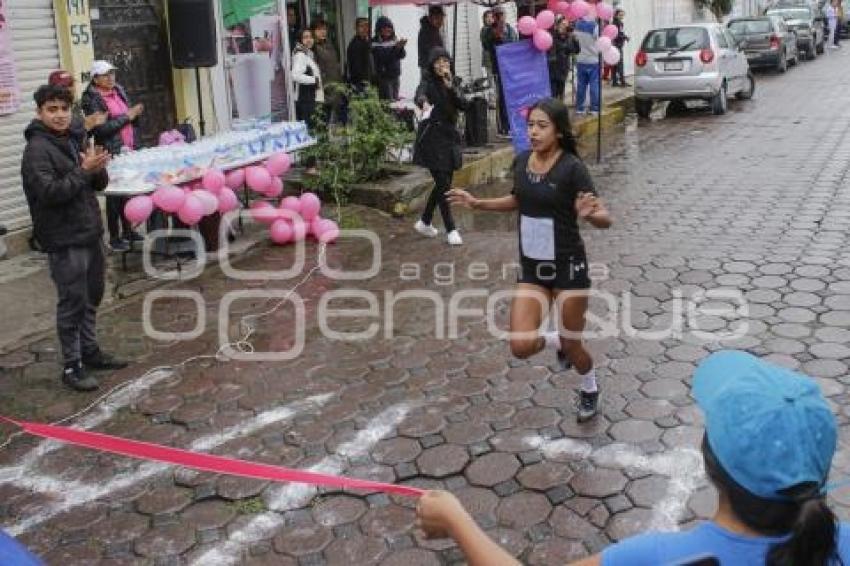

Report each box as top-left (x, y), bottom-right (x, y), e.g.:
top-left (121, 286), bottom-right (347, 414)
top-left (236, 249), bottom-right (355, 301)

top-left (518, 253), bottom-right (592, 290)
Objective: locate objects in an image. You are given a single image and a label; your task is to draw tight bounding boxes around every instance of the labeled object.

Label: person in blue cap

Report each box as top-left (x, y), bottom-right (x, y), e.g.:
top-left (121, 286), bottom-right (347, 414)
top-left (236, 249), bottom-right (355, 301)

top-left (415, 350), bottom-right (850, 565)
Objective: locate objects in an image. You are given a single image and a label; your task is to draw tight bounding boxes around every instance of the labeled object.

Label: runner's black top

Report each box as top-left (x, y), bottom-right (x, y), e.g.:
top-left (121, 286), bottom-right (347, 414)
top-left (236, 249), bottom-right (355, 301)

top-left (512, 150), bottom-right (597, 261)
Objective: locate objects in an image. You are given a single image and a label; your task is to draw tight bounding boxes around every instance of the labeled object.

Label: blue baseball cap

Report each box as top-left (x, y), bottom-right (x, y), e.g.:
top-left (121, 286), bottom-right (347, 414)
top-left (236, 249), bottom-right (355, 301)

top-left (694, 350), bottom-right (837, 502)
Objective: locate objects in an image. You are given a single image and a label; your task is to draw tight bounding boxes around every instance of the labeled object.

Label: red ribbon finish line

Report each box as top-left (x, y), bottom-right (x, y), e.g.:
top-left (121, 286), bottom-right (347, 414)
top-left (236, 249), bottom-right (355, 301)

top-left (2, 418), bottom-right (424, 498)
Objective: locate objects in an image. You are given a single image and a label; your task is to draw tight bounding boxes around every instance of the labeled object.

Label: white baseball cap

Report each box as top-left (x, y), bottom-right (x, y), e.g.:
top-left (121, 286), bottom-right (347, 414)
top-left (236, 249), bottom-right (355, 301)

top-left (90, 60), bottom-right (116, 77)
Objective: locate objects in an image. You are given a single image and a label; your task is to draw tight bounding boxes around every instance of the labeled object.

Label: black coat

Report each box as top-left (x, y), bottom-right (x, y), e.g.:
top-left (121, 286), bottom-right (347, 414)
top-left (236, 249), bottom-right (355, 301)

top-left (417, 17), bottom-right (444, 69)
top-left (80, 83), bottom-right (136, 155)
top-left (549, 32), bottom-right (579, 83)
top-left (21, 120), bottom-right (108, 252)
top-left (413, 67), bottom-right (469, 172)
top-left (346, 36), bottom-right (374, 87)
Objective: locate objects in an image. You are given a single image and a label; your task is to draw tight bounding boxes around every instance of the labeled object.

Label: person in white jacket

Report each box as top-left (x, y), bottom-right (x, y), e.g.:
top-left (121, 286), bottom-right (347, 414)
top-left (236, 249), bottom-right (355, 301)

top-left (291, 28), bottom-right (324, 127)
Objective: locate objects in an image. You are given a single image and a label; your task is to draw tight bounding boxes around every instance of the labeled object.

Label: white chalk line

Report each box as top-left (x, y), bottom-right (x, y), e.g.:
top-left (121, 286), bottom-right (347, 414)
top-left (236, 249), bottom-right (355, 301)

top-left (0, 368), bottom-right (177, 484)
top-left (6, 393), bottom-right (333, 536)
top-left (525, 433), bottom-right (706, 531)
top-left (191, 403), bottom-right (413, 566)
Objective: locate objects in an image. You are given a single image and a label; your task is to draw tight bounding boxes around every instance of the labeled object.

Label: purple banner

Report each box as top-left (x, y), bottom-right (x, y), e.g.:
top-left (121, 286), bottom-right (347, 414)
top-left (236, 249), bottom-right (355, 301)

top-left (495, 40), bottom-right (550, 153)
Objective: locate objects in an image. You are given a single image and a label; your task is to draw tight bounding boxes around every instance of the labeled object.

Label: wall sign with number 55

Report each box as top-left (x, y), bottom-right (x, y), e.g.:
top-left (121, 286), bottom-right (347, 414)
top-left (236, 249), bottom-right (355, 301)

top-left (70, 23), bottom-right (90, 45)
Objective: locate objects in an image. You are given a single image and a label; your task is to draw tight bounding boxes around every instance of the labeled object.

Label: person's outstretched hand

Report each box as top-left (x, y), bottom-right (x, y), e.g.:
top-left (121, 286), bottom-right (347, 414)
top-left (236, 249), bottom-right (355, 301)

top-left (416, 490), bottom-right (469, 539)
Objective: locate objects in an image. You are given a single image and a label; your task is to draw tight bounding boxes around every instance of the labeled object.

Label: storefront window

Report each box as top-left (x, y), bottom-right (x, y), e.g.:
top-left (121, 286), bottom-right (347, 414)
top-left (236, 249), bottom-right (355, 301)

top-left (220, 0), bottom-right (290, 122)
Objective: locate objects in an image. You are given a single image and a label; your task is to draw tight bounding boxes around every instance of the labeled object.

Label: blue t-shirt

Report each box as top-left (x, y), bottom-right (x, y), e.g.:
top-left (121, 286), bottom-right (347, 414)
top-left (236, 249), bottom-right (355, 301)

top-left (0, 529), bottom-right (42, 565)
top-left (602, 521), bottom-right (850, 566)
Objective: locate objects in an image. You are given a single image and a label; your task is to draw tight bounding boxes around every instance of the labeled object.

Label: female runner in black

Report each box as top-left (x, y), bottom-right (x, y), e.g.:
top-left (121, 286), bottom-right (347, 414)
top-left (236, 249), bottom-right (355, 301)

top-left (448, 98), bottom-right (611, 421)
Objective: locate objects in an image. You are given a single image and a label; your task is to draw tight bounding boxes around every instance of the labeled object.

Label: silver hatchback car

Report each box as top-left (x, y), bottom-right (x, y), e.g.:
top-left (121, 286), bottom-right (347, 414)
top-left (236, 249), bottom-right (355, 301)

top-left (634, 23), bottom-right (756, 117)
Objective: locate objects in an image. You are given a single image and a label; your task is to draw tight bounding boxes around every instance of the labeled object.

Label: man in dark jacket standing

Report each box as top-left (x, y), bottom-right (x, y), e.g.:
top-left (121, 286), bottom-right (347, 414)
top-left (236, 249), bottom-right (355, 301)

top-left (372, 16), bottom-right (407, 101)
top-left (21, 84), bottom-right (127, 391)
top-left (549, 18), bottom-right (579, 100)
top-left (347, 17), bottom-right (374, 93)
top-left (418, 6), bottom-right (445, 78)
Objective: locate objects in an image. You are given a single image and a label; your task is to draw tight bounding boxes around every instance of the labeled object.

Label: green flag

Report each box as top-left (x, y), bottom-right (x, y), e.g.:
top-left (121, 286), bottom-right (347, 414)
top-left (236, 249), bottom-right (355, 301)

top-left (221, 0), bottom-right (277, 28)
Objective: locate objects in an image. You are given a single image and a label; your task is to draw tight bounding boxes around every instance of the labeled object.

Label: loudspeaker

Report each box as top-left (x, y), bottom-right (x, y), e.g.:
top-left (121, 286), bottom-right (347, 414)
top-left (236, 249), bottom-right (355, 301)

top-left (167, 0), bottom-right (218, 68)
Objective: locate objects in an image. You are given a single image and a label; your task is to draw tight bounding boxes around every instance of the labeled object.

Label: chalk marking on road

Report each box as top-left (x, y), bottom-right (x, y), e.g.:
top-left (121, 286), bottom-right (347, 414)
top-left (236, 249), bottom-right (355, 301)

top-left (525, 434), bottom-right (706, 531)
top-left (6, 393), bottom-right (333, 536)
top-left (0, 368), bottom-right (177, 483)
top-left (191, 403), bottom-right (412, 566)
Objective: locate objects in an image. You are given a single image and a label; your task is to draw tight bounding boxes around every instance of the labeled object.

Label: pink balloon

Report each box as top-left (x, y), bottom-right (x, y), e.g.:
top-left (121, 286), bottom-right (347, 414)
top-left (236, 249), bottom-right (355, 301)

top-left (317, 219), bottom-right (339, 244)
top-left (291, 215), bottom-right (307, 241)
top-left (547, 0), bottom-right (559, 10)
top-left (556, 1), bottom-right (570, 16)
top-left (217, 188), bottom-right (239, 213)
top-left (245, 166), bottom-right (272, 193)
top-left (152, 185), bottom-right (186, 213)
top-left (225, 168), bottom-right (246, 189)
top-left (280, 196), bottom-right (301, 214)
top-left (603, 46), bottom-right (621, 66)
top-left (571, 0), bottom-right (589, 19)
top-left (266, 176), bottom-right (284, 198)
top-left (309, 216), bottom-right (324, 239)
top-left (250, 202), bottom-right (278, 224)
top-left (602, 24), bottom-right (619, 40)
top-left (596, 36), bottom-right (612, 52)
top-left (533, 29), bottom-right (553, 51)
top-left (124, 195), bottom-right (154, 226)
top-left (596, 2), bottom-right (614, 21)
top-left (299, 192), bottom-right (321, 221)
top-left (536, 10), bottom-right (555, 31)
top-left (202, 169), bottom-right (225, 193)
top-left (265, 152), bottom-right (293, 176)
top-left (269, 219), bottom-right (294, 245)
top-left (177, 194), bottom-right (204, 225)
top-left (517, 15), bottom-right (537, 36)
top-left (193, 190), bottom-right (219, 216)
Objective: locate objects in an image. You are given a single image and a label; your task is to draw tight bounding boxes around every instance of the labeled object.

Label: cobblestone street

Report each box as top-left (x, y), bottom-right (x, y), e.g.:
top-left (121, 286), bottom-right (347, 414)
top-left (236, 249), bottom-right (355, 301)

top-left (3, 48), bottom-right (850, 565)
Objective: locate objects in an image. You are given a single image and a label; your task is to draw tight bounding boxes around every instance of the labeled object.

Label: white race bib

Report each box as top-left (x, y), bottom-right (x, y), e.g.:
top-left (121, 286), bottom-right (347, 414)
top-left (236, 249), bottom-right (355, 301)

top-left (520, 215), bottom-right (555, 261)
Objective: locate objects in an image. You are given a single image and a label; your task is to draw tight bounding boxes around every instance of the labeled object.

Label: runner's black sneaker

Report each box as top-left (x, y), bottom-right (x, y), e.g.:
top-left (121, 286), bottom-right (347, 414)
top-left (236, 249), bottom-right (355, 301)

top-left (62, 363), bottom-right (99, 392)
top-left (82, 349), bottom-right (128, 371)
top-left (577, 389), bottom-right (600, 423)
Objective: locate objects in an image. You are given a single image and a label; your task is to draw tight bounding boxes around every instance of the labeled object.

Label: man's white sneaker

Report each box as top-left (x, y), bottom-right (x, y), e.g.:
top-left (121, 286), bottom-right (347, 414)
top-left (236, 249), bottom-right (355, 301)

top-left (447, 230), bottom-right (463, 246)
top-left (414, 220), bottom-right (438, 238)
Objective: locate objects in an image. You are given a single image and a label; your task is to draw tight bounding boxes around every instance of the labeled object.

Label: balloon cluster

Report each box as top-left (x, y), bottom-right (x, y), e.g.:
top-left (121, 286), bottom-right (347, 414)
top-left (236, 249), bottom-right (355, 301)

top-left (123, 151), bottom-right (295, 229)
top-left (518, 0), bottom-right (619, 65)
top-left (251, 192), bottom-right (340, 245)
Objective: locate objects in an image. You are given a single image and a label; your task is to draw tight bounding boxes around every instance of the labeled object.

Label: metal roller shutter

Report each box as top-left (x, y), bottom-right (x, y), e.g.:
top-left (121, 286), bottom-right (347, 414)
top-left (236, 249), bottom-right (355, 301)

top-left (0, 0), bottom-right (60, 231)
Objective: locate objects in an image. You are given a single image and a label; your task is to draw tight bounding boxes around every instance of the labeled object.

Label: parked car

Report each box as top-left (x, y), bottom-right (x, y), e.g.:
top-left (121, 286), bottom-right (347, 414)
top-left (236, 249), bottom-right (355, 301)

top-left (634, 24), bottom-right (755, 118)
top-left (766, 5), bottom-right (825, 56)
top-left (728, 16), bottom-right (798, 72)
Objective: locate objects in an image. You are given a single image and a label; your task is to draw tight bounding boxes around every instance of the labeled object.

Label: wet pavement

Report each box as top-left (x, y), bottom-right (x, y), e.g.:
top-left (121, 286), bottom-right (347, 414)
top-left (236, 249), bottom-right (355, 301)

top-left (3, 50), bottom-right (850, 565)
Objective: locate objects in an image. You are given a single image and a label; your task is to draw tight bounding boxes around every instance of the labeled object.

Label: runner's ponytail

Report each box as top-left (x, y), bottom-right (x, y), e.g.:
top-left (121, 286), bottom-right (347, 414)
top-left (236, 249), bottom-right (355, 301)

top-left (765, 496), bottom-right (840, 566)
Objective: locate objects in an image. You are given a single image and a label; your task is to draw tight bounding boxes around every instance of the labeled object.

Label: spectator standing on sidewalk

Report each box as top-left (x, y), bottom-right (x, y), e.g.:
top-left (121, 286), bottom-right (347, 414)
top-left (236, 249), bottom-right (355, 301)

top-left (372, 16), bottom-right (407, 101)
top-left (574, 17), bottom-right (601, 115)
top-left (311, 19), bottom-right (344, 124)
top-left (611, 9), bottom-right (630, 87)
top-left (347, 17), bottom-right (374, 94)
top-left (413, 47), bottom-right (468, 247)
top-left (416, 350), bottom-right (850, 566)
top-left (22, 85), bottom-right (128, 392)
top-left (418, 6), bottom-right (445, 79)
top-left (827, 0), bottom-right (839, 49)
top-left (292, 29), bottom-right (324, 128)
top-left (482, 7), bottom-right (518, 136)
top-left (80, 60), bottom-right (144, 252)
top-left (549, 17), bottom-right (579, 101)
top-left (480, 10), bottom-right (495, 74)
top-left (833, 0), bottom-right (843, 47)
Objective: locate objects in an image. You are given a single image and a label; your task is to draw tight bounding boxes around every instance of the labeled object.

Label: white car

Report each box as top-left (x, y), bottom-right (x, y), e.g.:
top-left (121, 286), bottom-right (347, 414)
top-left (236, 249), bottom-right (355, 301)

top-left (634, 23), bottom-right (756, 117)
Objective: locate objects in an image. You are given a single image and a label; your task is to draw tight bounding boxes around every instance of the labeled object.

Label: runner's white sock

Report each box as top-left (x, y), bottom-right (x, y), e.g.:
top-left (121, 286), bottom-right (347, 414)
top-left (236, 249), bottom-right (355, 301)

top-left (580, 368), bottom-right (598, 393)
top-left (543, 330), bottom-right (561, 351)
